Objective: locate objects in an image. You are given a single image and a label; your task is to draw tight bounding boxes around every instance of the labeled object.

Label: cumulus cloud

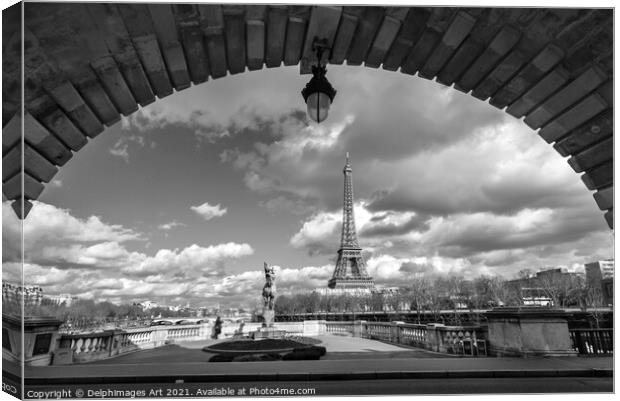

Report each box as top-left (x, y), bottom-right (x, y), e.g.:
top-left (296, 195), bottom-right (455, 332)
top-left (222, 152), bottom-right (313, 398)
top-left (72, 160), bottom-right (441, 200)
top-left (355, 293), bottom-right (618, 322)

top-left (2, 201), bottom-right (140, 263)
top-left (218, 110), bottom-right (355, 203)
top-left (190, 202), bottom-right (228, 220)
top-left (289, 197), bottom-right (611, 280)
top-left (121, 243), bottom-right (254, 277)
top-left (1, 201), bottom-right (255, 305)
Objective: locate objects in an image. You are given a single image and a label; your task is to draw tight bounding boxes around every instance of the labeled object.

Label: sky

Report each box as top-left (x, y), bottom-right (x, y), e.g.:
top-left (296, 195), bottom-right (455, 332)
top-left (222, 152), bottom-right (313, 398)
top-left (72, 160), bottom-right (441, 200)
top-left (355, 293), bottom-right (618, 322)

top-left (2, 63), bottom-right (613, 309)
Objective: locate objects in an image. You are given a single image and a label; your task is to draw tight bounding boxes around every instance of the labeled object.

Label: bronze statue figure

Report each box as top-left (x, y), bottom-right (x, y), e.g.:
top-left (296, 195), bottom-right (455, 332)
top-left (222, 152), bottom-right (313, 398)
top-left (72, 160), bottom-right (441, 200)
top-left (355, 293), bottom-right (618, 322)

top-left (262, 262), bottom-right (276, 310)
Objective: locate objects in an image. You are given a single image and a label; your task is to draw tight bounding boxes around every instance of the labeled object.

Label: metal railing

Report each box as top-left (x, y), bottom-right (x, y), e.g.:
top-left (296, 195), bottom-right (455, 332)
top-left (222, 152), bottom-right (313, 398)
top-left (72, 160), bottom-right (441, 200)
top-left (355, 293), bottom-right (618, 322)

top-left (570, 328), bottom-right (613, 355)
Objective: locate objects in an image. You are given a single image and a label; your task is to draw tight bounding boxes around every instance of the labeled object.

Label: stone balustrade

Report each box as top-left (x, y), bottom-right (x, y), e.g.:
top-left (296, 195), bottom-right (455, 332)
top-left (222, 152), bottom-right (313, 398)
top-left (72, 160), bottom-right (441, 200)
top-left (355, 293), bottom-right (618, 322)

top-left (54, 323), bottom-right (210, 364)
top-left (12, 313), bottom-right (607, 366)
top-left (569, 328), bottom-right (613, 355)
top-left (361, 321), bottom-right (487, 356)
top-left (52, 320), bottom-right (325, 364)
top-left (325, 321), bottom-right (354, 335)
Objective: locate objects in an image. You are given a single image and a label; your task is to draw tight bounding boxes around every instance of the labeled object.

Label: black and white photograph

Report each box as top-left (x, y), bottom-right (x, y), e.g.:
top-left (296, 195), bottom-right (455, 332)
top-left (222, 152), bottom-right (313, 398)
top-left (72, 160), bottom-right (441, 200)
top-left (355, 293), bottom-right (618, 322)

top-left (1, 0), bottom-right (615, 399)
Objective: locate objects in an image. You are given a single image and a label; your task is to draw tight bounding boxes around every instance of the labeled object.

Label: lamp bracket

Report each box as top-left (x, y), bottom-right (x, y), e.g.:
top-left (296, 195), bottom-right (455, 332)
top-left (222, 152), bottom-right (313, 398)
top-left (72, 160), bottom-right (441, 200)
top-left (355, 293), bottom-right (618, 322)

top-left (311, 37), bottom-right (330, 67)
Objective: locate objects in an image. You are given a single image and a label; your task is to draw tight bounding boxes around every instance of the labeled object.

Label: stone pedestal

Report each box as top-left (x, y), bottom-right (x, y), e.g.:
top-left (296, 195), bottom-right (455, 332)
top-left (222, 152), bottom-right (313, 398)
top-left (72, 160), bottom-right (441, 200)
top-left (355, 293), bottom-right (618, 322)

top-left (425, 323), bottom-right (445, 352)
top-left (302, 320), bottom-right (325, 336)
top-left (353, 320), bottom-right (366, 337)
top-left (251, 309), bottom-right (286, 339)
top-left (2, 314), bottom-right (63, 366)
top-left (485, 307), bottom-right (577, 357)
top-left (249, 327), bottom-right (286, 340)
top-left (262, 309), bottom-right (275, 328)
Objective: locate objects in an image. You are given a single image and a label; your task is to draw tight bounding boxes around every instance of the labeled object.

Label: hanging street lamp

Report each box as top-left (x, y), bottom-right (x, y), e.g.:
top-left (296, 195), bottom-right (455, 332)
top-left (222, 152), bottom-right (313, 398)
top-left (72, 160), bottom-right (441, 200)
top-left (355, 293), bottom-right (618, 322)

top-left (301, 37), bottom-right (337, 123)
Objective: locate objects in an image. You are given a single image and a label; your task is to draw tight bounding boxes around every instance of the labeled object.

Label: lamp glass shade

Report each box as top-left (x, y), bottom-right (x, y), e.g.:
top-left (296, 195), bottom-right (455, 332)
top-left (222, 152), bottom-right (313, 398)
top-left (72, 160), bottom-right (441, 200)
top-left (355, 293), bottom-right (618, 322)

top-left (306, 91), bottom-right (331, 123)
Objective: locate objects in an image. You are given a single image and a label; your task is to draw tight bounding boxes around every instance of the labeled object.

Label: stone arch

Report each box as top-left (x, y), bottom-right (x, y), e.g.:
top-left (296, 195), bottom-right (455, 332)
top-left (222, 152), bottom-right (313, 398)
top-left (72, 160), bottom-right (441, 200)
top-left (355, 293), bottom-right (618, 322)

top-left (2, 3), bottom-right (613, 227)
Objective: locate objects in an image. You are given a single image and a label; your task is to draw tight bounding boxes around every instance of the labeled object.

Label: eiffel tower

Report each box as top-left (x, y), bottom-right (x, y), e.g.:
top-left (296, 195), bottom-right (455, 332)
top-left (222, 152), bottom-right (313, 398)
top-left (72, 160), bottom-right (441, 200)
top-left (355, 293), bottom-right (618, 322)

top-left (328, 153), bottom-right (375, 291)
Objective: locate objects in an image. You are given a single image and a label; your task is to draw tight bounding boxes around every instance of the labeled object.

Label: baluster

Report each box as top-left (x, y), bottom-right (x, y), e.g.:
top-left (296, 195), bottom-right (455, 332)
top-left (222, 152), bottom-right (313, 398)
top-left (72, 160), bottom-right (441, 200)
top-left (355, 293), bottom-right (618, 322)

top-left (571, 331), bottom-right (578, 352)
top-left (594, 330), bottom-right (602, 354)
top-left (603, 330), bottom-right (611, 353)
top-left (80, 338), bottom-right (87, 353)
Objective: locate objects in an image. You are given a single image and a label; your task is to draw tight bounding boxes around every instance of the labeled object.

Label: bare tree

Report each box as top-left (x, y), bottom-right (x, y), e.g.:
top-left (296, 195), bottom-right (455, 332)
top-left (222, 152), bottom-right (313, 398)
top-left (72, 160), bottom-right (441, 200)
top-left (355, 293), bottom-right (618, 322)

top-left (407, 277), bottom-right (431, 324)
top-left (584, 286), bottom-right (605, 328)
top-left (426, 278), bottom-right (445, 324)
top-left (538, 273), bottom-right (584, 308)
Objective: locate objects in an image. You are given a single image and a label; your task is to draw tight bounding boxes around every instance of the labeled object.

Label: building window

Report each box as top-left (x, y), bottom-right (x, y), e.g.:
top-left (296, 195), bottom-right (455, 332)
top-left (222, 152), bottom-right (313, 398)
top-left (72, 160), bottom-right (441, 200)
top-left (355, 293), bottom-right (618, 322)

top-left (32, 333), bottom-right (52, 356)
top-left (2, 328), bottom-right (11, 352)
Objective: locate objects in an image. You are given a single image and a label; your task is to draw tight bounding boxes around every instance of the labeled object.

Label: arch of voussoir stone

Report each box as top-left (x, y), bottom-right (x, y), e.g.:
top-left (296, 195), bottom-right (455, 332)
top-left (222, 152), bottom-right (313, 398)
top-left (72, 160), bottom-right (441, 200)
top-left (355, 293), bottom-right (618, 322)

top-left (1, 3), bottom-right (613, 227)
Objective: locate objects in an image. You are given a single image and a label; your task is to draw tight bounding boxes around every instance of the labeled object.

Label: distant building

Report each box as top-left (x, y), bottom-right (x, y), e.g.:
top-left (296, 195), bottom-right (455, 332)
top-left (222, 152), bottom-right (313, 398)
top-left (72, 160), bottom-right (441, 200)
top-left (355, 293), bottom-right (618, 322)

top-left (45, 293), bottom-right (78, 306)
top-left (134, 300), bottom-right (158, 310)
top-left (506, 267), bottom-right (583, 307)
top-left (2, 281), bottom-right (43, 307)
top-left (376, 286), bottom-right (400, 294)
top-left (520, 288), bottom-right (552, 307)
top-left (314, 287), bottom-right (373, 296)
top-left (585, 260), bottom-right (614, 306)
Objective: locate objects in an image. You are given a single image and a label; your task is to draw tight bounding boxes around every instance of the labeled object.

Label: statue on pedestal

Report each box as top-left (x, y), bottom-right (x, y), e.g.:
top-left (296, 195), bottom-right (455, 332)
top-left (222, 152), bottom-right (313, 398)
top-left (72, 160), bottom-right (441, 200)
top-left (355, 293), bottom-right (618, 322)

top-left (261, 262), bottom-right (276, 328)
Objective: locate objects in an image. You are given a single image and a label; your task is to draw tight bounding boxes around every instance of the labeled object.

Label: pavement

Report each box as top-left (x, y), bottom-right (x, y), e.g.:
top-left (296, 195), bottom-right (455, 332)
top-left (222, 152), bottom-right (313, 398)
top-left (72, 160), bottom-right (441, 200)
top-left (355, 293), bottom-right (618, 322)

top-left (6, 335), bottom-right (612, 386)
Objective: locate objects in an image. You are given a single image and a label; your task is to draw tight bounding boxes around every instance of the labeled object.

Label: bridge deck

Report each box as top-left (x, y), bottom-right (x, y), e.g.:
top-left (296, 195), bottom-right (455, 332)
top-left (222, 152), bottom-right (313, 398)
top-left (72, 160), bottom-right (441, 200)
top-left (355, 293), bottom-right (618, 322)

top-left (3, 335), bottom-right (612, 385)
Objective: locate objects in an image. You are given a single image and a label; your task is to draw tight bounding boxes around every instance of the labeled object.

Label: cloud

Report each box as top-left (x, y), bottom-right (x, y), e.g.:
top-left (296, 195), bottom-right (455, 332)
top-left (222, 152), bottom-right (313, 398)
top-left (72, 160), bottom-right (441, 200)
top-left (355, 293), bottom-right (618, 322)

top-left (3, 197), bottom-right (610, 307)
top-left (364, 120), bottom-right (587, 216)
top-left (190, 202), bottom-right (228, 220)
top-left (218, 110), bottom-right (355, 203)
top-left (7, 63), bottom-right (611, 308)
top-left (158, 221), bottom-right (185, 230)
top-left (119, 68), bottom-right (312, 146)
top-left (2, 201), bottom-right (255, 306)
top-left (121, 242), bottom-right (254, 277)
top-left (2, 201), bottom-right (141, 263)
top-left (109, 135), bottom-right (147, 163)
top-left (288, 196), bottom-right (610, 280)
top-left (290, 210), bottom-right (340, 256)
